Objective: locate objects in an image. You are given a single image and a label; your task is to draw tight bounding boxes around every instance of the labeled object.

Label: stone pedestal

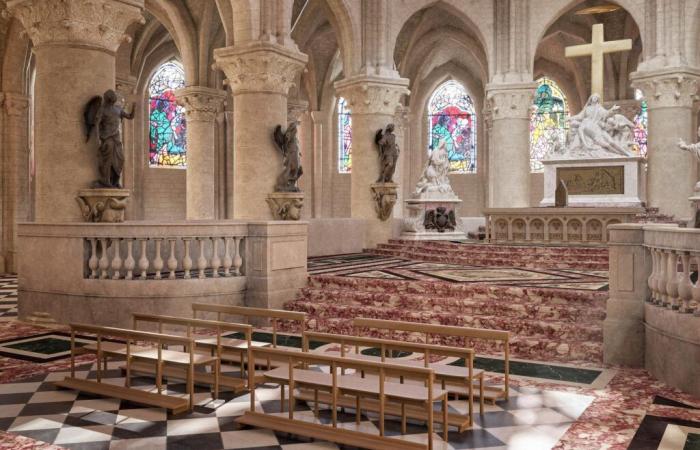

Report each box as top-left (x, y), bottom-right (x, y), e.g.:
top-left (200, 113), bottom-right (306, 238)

top-left (401, 198), bottom-right (466, 241)
top-left (540, 156), bottom-right (644, 208)
top-left (76, 189), bottom-right (130, 223)
top-left (370, 183), bottom-right (398, 221)
top-left (689, 182), bottom-right (700, 228)
top-left (266, 192), bottom-right (304, 221)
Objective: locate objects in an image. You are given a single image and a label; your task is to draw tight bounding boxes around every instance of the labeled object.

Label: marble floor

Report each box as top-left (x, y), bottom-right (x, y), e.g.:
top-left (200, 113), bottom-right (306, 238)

top-left (0, 275), bottom-right (699, 449)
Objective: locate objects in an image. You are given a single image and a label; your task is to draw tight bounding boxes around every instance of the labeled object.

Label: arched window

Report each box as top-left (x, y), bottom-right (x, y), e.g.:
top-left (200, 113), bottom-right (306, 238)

top-left (427, 80), bottom-right (477, 173)
top-left (633, 89), bottom-right (648, 157)
top-left (148, 60), bottom-right (187, 167)
top-left (530, 77), bottom-right (569, 172)
top-left (337, 97), bottom-right (352, 173)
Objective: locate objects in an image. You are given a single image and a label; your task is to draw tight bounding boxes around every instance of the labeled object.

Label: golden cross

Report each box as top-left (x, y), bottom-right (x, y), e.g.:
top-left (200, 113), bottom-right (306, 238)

top-left (565, 23), bottom-right (632, 101)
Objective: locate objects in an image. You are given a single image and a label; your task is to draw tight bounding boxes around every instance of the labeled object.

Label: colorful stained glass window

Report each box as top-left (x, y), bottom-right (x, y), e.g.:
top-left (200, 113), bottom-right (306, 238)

top-left (427, 81), bottom-right (477, 173)
top-left (632, 89), bottom-right (648, 157)
top-left (148, 61), bottom-right (187, 167)
top-left (530, 77), bottom-right (569, 172)
top-left (338, 97), bottom-right (352, 173)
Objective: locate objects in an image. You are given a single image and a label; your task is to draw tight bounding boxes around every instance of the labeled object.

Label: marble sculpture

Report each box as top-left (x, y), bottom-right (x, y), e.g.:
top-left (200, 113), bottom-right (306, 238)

top-left (413, 140), bottom-right (457, 198)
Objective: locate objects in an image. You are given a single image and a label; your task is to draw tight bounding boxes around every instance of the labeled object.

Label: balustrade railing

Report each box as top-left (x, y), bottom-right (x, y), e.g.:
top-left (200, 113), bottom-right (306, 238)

top-left (85, 235), bottom-right (245, 280)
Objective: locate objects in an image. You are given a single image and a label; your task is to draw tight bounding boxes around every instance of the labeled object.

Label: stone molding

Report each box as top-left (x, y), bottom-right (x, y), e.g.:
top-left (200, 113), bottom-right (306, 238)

top-left (630, 68), bottom-right (700, 109)
top-left (287, 99), bottom-right (309, 123)
top-left (213, 41), bottom-right (308, 96)
top-left (334, 75), bottom-right (410, 116)
top-left (485, 82), bottom-right (537, 120)
top-left (174, 86), bottom-right (226, 122)
top-left (3, 92), bottom-right (29, 117)
top-left (5, 0), bottom-right (145, 52)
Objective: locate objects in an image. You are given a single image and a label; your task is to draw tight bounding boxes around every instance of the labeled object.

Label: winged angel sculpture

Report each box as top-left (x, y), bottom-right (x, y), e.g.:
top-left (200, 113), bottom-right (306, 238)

top-left (272, 122), bottom-right (303, 192)
top-left (84, 89), bottom-right (135, 188)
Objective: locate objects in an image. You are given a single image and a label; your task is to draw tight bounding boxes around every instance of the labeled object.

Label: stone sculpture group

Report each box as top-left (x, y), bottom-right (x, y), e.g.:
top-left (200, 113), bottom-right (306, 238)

top-left (413, 140), bottom-right (456, 198)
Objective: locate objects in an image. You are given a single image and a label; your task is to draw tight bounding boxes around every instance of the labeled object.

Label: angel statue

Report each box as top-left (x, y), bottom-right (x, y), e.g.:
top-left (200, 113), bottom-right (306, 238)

top-left (678, 126), bottom-right (700, 161)
top-left (374, 123), bottom-right (400, 183)
top-left (272, 122), bottom-right (303, 192)
top-left (84, 89), bottom-right (135, 188)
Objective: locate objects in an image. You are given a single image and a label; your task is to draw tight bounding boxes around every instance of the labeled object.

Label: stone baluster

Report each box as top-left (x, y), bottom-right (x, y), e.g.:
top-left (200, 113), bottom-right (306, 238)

top-left (657, 249), bottom-right (669, 306)
top-left (98, 239), bottom-right (110, 279)
top-left (653, 248), bottom-right (663, 304)
top-left (88, 238), bottom-right (99, 279)
top-left (222, 237), bottom-right (233, 277)
top-left (138, 239), bottom-right (149, 280)
top-left (167, 239), bottom-right (178, 280)
top-left (153, 239), bottom-right (163, 280)
top-left (183, 239), bottom-right (192, 279)
top-left (692, 253), bottom-right (700, 315)
top-left (124, 239), bottom-right (135, 280)
top-left (647, 248), bottom-right (658, 303)
top-left (211, 238), bottom-right (221, 278)
top-left (197, 238), bottom-right (207, 279)
top-left (665, 250), bottom-right (680, 309)
top-left (233, 237), bottom-right (243, 276)
top-left (111, 239), bottom-right (122, 280)
top-left (678, 251), bottom-right (693, 313)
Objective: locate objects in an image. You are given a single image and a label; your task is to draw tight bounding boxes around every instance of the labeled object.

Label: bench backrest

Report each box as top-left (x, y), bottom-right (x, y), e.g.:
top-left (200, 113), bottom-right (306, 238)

top-left (132, 313), bottom-right (253, 340)
top-left (70, 322), bottom-right (194, 347)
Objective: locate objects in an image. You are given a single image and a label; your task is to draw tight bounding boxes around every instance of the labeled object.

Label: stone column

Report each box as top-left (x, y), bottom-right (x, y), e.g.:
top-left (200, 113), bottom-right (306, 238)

top-left (6, 0), bottom-right (144, 222)
top-left (603, 224), bottom-right (650, 366)
top-left (485, 83), bottom-right (535, 208)
top-left (175, 87), bottom-right (226, 220)
top-left (2, 93), bottom-right (30, 273)
top-left (631, 68), bottom-right (700, 219)
top-left (214, 42), bottom-right (307, 220)
top-left (334, 76), bottom-right (409, 248)
top-left (115, 76), bottom-right (137, 219)
top-left (310, 110), bottom-right (324, 217)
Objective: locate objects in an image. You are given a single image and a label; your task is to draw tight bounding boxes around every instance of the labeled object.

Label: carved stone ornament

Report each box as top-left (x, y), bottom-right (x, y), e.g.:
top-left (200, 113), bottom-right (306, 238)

top-left (267, 192), bottom-right (304, 221)
top-left (76, 188), bottom-right (129, 223)
top-left (631, 69), bottom-right (700, 109)
top-left (214, 41), bottom-right (308, 96)
top-left (175, 86), bottom-right (226, 122)
top-left (424, 207), bottom-right (457, 233)
top-left (370, 183), bottom-right (398, 221)
top-left (334, 75), bottom-right (410, 116)
top-left (486, 83), bottom-right (536, 120)
top-left (5, 0), bottom-right (145, 52)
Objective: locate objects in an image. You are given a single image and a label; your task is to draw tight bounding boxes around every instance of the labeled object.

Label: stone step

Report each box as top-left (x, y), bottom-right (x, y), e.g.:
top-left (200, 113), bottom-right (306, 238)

top-left (298, 287), bottom-right (607, 322)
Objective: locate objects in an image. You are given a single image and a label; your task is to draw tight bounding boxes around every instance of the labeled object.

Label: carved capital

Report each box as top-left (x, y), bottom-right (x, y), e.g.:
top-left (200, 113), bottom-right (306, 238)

top-left (485, 82), bottom-right (537, 120)
top-left (334, 75), bottom-right (410, 116)
top-left (3, 93), bottom-right (29, 117)
top-left (631, 68), bottom-right (700, 109)
top-left (287, 99), bottom-right (309, 123)
top-left (174, 86), bottom-right (226, 122)
top-left (214, 42), bottom-right (308, 96)
top-left (5, 0), bottom-right (145, 52)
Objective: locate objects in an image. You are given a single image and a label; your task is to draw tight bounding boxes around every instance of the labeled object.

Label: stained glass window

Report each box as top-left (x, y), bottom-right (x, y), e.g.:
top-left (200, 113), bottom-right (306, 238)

top-left (632, 89), bottom-right (648, 157)
top-left (427, 81), bottom-right (477, 173)
top-left (148, 61), bottom-right (187, 167)
top-left (530, 77), bottom-right (569, 172)
top-left (337, 97), bottom-right (352, 173)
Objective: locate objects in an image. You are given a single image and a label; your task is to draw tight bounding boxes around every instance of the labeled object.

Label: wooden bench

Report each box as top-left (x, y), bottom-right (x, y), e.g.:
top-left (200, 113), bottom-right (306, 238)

top-left (126, 314), bottom-right (255, 393)
top-left (56, 323), bottom-right (216, 413)
top-left (353, 318), bottom-right (511, 402)
top-left (238, 346), bottom-right (448, 450)
top-left (301, 331), bottom-right (484, 431)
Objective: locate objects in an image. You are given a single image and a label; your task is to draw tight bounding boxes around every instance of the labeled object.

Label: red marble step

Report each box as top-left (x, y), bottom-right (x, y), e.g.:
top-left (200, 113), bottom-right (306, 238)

top-left (297, 287), bottom-right (607, 322)
top-left (377, 242), bottom-right (610, 261)
top-left (370, 248), bottom-right (609, 270)
top-left (286, 301), bottom-right (603, 342)
top-left (290, 316), bottom-right (602, 364)
top-left (388, 239), bottom-right (610, 255)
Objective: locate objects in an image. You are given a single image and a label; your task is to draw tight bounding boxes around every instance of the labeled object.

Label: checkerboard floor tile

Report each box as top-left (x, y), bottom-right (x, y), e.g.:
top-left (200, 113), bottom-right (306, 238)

top-left (0, 359), bottom-right (594, 450)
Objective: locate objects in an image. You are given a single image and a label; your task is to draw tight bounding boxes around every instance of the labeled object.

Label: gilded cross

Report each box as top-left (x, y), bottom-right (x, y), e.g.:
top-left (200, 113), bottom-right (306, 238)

top-left (565, 23), bottom-right (632, 101)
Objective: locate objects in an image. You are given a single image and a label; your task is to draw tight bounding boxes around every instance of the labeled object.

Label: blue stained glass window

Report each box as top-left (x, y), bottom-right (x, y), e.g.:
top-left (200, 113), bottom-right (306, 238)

top-left (148, 61), bottom-right (187, 167)
top-left (427, 81), bottom-right (477, 173)
top-left (338, 97), bottom-right (352, 173)
top-left (633, 89), bottom-right (648, 157)
top-left (530, 77), bottom-right (569, 172)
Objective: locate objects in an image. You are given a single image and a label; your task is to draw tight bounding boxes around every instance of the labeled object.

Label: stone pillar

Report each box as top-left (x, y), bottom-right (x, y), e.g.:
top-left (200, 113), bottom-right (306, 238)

top-left (631, 69), bottom-right (700, 219)
top-left (6, 0), bottom-right (144, 223)
top-left (115, 76), bottom-right (137, 220)
top-left (310, 110), bottom-right (324, 218)
top-left (175, 87), bottom-right (226, 220)
top-left (2, 93), bottom-right (30, 273)
top-left (334, 76), bottom-right (409, 248)
top-left (214, 42), bottom-right (307, 220)
top-left (603, 224), bottom-right (650, 366)
top-left (485, 83), bottom-right (535, 208)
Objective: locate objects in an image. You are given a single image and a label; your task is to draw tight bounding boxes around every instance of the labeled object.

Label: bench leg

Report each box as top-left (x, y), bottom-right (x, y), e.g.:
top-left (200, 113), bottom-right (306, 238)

top-left (479, 375), bottom-right (485, 415)
top-left (213, 360), bottom-right (220, 400)
top-left (188, 364), bottom-right (195, 410)
top-left (443, 396), bottom-right (448, 441)
top-left (156, 361), bottom-right (163, 394)
top-left (125, 357), bottom-right (131, 388)
top-left (103, 356), bottom-right (108, 372)
top-left (314, 389), bottom-right (319, 417)
top-left (427, 400), bottom-right (434, 450)
top-left (280, 384), bottom-right (285, 412)
top-left (401, 403), bottom-right (406, 434)
top-left (356, 395), bottom-right (361, 425)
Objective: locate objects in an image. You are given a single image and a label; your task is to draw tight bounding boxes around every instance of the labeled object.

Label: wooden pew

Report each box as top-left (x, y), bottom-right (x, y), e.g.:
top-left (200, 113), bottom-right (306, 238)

top-left (55, 323), bottom-right (217, 413)
top-left (301, 331), bottom-right (484, 431)
top-left (238, 346), bottom-right (449, 450)
top-left (352, 318), bottom-right (511, 402)
top-left (126, 314), bottom-right (254, 393)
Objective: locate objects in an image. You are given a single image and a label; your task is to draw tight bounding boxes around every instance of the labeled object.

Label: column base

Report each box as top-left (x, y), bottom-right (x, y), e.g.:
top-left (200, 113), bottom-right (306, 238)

top-left (76, 189), bottom-right (130, 223)
top-left (266, 192), bottom-right (304, 220)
